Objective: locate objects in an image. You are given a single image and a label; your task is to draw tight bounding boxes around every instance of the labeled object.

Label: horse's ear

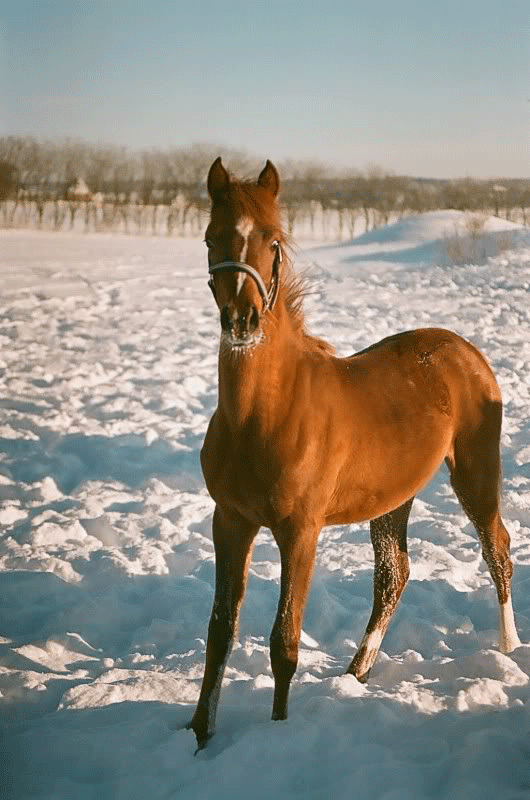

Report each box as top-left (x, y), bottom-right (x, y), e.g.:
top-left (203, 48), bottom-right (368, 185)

top-left (207, 157), bottom-right (230, 199)
top-left (257, 160), bottom-right (280, 198)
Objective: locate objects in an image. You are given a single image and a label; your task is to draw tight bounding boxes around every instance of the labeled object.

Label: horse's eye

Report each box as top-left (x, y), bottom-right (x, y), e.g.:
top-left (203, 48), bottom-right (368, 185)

top-left (205, 238), bottom-right (214, 248)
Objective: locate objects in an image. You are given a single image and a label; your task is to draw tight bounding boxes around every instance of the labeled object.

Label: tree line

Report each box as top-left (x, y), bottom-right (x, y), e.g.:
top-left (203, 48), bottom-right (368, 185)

top-left (1, 136), bottom-right (528, 238)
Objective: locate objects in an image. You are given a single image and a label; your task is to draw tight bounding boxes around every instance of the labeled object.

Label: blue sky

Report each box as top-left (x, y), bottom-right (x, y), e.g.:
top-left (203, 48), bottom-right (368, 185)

top-left (1, 0), bottom-right (529, 177)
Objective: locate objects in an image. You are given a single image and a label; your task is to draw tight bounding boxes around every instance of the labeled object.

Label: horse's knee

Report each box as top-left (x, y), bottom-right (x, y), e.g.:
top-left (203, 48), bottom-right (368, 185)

top-left (477, 513), bottom-right (510, 558)
top-left (270, 630), bottom-right (298, 682)
top-left (269, 627), bottom-right (299, 721)
top-left (206, 609), bottom-right (236, 661)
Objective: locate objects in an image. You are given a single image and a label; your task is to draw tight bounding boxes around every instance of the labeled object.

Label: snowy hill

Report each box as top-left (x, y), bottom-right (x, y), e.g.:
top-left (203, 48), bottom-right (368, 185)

top-left (308, 209), bottom-right (527, 272)
top-left (351, 209), bottom-right (523, 247)
top-left (1, 219), bottom-right (530, 799)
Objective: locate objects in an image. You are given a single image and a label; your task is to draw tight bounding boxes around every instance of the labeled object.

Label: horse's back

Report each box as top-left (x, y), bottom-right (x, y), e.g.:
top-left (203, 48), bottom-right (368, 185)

top-left (349, 327), bottom-right (500, 409)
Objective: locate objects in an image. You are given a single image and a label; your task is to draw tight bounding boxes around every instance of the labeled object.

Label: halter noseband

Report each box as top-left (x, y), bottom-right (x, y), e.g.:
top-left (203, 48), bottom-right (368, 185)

top-left (208, 241), bottom-right (282, 313)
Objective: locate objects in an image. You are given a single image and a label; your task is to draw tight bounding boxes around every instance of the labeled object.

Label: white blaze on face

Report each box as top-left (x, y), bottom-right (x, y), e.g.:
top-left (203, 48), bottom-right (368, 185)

top-left (235, 217), bottom-right (254, 294)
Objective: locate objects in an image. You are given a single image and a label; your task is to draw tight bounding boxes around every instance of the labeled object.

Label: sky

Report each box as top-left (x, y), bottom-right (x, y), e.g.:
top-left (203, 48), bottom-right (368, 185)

top-left (1, 0), bottom-right (529, 178)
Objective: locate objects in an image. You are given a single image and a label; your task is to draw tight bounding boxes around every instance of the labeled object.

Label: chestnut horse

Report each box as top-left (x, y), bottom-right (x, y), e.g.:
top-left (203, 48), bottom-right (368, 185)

top-left (188, 158), bottom-right (521, 750)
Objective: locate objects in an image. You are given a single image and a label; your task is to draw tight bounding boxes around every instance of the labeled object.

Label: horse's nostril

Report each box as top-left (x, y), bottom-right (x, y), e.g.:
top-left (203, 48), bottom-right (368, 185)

top-left (220, 305), bottom-right (259, 337)
top-left (220, 306), bottom-right (232, 332)
top-left (248, 305), bottom-right (260, 333)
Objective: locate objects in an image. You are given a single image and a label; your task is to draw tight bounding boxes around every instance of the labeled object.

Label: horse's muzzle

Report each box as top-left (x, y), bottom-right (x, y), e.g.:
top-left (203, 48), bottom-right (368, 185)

top-left (220, 303), bottom-right (260, 343)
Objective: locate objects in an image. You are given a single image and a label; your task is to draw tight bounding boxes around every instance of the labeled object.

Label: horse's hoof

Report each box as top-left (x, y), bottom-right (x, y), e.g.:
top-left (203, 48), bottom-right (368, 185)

top-left (193, 732), bottom-right (214, 754)
top-left (355, 669), bottom-right (370, 684)
top-left (345, 665), bottom-right (370, 683)
top-left (194, 738), bottom-right (210, 755)
top-left (183, 721), bottom-right (213, 753)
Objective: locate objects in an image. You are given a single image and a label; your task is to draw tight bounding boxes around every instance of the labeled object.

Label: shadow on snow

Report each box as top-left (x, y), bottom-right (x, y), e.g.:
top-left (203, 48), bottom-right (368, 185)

top-left (0, 431), bottom-right (202, 494)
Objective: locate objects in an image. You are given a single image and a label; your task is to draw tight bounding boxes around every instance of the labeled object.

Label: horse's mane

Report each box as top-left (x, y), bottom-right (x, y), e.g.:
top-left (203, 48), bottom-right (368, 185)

top-left (221, 179), bottom-right (335, 356)
top-left (281, 267), bottom-right (335, 354)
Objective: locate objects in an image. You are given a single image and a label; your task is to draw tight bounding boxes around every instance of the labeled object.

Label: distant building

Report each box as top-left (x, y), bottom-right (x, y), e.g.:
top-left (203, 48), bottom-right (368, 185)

top-left (66, 178), bottom-right (92, 201)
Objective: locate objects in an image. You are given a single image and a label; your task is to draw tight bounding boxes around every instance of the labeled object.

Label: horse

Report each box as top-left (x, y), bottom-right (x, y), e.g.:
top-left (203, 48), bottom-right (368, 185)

top-left (187, 157), bottom-right (521, 750)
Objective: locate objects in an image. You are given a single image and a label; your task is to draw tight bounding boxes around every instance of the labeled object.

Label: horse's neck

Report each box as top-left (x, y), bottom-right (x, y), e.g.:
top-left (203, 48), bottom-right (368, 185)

top-left (217, 306), bottom-right (298, 434)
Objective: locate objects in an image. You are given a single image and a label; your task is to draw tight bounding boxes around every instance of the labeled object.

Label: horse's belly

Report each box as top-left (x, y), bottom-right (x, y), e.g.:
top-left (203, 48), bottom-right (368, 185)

top-left (324, 422), bottom-right (452, 524)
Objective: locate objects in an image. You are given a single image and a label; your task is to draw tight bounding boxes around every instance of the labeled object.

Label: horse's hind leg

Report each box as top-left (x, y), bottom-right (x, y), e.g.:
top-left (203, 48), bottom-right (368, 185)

top-left (447, 404), bottom-right (521, 653)
top-left (347, 498), bottom-right (414, 682)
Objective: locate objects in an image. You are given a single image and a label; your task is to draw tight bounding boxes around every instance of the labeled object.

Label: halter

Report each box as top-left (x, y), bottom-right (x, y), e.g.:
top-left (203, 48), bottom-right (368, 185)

top-left (208, 240), bottom-right (282, 313)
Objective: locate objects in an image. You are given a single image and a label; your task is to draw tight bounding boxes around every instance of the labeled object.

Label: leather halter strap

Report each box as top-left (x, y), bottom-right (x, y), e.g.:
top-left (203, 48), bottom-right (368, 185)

top-left (208, 241), bottom-right (282, 313)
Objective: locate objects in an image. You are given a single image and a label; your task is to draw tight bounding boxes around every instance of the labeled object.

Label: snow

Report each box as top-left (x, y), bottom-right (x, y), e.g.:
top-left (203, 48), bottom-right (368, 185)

top-left (1, 211), bottom-right (530, 799)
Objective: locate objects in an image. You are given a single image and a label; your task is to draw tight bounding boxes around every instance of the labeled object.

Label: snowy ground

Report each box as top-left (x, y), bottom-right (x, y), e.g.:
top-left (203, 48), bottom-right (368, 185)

top-left (1, 213), bottom-right (530, 799)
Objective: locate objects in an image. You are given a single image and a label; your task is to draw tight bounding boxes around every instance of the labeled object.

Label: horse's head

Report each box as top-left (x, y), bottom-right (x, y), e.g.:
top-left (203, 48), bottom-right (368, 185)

top-left (205, 158), bottom-right (283, 348)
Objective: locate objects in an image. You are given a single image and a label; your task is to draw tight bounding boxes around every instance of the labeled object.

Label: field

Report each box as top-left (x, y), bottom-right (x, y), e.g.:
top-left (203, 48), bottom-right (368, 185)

top-left (1, 212), bottom-right (530, 799)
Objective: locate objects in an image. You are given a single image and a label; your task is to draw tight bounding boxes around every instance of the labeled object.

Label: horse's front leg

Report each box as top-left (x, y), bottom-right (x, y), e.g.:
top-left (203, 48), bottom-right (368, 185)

top-left (270, 519), bottom-right (321, 721)
top-left (189, 505), bottom-right (258, 750)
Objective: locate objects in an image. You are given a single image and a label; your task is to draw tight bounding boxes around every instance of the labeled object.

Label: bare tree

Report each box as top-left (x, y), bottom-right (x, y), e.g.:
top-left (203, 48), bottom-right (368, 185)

top-left (0, 160), bottom-right (18, 198)
top-left (518, 186), bottom-right (530, 226)
top-left (2, 135), bottom-right (527, 236)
